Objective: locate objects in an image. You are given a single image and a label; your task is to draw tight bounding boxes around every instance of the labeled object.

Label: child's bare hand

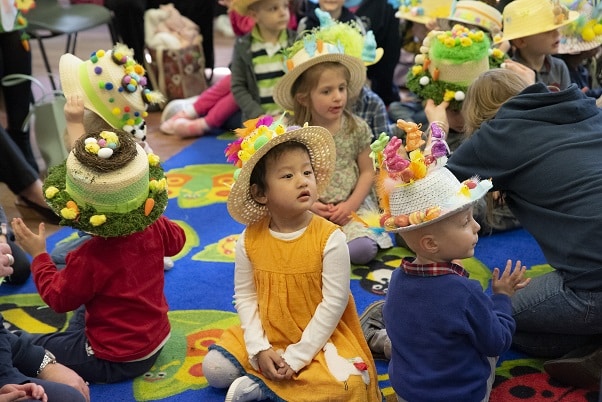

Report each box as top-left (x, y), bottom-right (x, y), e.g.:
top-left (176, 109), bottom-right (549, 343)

top-left (311, 201), bottom-right (331, 219)
top-left (64, 95), bottom-right (84, 123)
top-left (424, 99), bottom-right (449, 128)
top-left (11, 218), bottom-right (47, 258)
top-left (257, 349), bottom-right (288, 381)
top-left (491, 259), bottom-right (531, 297)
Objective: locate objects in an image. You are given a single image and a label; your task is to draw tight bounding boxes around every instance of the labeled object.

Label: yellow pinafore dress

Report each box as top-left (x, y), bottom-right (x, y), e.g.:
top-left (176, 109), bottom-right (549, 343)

top-left (214, 215), bottom-right (382, 401)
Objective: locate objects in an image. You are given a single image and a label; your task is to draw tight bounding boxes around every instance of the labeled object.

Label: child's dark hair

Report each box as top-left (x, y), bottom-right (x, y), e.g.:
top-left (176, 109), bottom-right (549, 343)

top-left (250, 141), bottom-right (310, 194)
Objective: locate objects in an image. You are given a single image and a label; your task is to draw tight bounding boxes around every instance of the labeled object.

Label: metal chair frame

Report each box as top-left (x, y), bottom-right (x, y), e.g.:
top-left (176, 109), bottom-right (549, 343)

top-left (25, 0), bottom-right (117, 89)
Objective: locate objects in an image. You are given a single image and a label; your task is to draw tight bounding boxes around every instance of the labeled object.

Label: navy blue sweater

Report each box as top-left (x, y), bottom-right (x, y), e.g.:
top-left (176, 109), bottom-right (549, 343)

top-left (448, 83), bottom-right (602, 290)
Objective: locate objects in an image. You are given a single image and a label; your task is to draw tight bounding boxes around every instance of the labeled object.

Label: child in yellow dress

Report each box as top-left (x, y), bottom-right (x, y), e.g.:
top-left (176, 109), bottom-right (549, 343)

top-left (202, 116), bottom-right (381, 401)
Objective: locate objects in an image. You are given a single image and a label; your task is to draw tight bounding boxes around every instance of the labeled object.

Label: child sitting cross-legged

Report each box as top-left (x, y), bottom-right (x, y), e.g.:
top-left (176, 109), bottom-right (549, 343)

top-left (370, 126), bottom-right (531, 401)
top-left (203, 117), bottom-right (382, 401)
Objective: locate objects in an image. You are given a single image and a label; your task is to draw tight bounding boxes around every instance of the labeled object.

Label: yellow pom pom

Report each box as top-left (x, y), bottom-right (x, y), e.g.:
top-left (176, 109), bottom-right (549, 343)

top-left (148, 153), bottom-right (161, 166)
top-left (90, 215), bottom-right (107, 227)
top-left (582, 27), bottom-right (596, 41)
top-left (112, 107), bottom-right (121, 115)
top-left (85, 143), bottom-right (100, 154)
top-left (97, 49), bottom-right (105, 57)
top-left (411, 65), bottom-right (423, 75)
top-left (45, 186), bottom-right (59, 199)
top-left (60, 208), bottom-right (78, 220)
top-left (594, 24), bottom-right (602, 35)
top-left (460, 37), bottom-right (473, 47)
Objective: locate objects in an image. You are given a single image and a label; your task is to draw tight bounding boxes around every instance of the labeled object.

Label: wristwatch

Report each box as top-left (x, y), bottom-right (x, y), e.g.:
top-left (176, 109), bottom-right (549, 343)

top-left (37, 350), bottom-right (57, 376)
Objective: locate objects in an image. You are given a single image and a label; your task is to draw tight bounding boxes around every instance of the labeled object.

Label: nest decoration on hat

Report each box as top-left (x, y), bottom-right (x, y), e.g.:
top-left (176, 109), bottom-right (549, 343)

top-left (498, 0), bottom-right (579, 43)
top-left (60, 43), bottom-right (164, 137)
top-left (370, 121), bottom-right (492, 233)
top-left (225, 115), bottom-right (336, 226)
top-left (396, 0), bottom-right (453, 25)
top-left (43, 131), bottom-right (168, 238)
top-left (273, 9), bottom-right (383, 112)
top-left (405, 24), bottom-right (506, 110)
top-left (437, 0), bottom-right (503, 35)
top-left (557, 0), bottom-right (602, 54)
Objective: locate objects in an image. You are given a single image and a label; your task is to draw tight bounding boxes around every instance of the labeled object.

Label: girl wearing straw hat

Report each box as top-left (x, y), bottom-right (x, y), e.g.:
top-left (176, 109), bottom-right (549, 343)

top-left (203, 117), bottom-right (381, 401)
top-left (274, 18), bottom-right (394, 266)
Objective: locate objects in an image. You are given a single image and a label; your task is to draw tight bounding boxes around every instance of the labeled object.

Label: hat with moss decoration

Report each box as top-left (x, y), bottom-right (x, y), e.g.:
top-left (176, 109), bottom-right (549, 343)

top-left (405, 24), bottom-right (507, 110)
top-left (43, 131), bottom-right (168, 238)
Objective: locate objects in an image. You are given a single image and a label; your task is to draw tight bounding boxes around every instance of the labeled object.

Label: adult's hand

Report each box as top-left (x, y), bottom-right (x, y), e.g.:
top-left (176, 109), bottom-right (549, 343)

top-left (38, 363), bottom-right (90, 402)
top-left (0, 243), bottom-right (14, 278)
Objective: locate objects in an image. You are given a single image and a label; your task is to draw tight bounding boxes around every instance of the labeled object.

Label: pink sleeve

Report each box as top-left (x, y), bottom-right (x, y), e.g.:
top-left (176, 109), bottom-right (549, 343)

top-left (229, 10), bottom-right (256, 36)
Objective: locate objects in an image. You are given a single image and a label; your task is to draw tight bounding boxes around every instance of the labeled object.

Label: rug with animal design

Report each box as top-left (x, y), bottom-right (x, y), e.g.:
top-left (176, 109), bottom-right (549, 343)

top-left (0, 133), bottom-right (598, 401)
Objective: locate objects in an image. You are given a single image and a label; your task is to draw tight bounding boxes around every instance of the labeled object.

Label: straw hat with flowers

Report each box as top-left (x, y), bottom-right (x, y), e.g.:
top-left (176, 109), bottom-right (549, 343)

top-left (557, 0), bottom-right (602, 54)
top-left (396, 0), bottom-right (453, 25)
top-left (225, 115), bottom-right (336, 225)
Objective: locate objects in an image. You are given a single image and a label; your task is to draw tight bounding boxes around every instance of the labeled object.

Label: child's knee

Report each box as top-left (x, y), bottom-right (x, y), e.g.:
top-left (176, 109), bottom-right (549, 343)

top-left (348, 237), bottom-right (378, 265)
top-left (203, 349), bottom-right (241, 389)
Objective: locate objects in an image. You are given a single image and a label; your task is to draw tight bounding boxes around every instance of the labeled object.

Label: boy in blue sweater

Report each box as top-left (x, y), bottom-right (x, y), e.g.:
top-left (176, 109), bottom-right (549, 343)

top-left (370, 128), bottom-right (530, 401)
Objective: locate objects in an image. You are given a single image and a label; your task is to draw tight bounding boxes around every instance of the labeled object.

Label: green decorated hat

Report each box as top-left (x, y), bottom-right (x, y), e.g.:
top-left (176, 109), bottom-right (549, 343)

top-left (43, 131), bottom-right (168, 237)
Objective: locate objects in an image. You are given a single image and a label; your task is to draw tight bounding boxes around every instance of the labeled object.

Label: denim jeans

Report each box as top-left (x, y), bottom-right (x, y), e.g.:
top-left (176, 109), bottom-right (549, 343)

top-left (511, 270), bottom-right (602, 358)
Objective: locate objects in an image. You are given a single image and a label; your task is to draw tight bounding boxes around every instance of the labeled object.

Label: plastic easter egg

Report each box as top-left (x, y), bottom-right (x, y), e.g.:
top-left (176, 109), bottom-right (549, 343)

top-left (84, 137), bottom-right (97, 145)
top-left (97, 147), bottom-right (114, 159)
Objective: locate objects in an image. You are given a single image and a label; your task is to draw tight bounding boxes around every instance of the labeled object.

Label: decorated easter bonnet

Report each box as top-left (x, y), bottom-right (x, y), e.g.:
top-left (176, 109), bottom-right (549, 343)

top-left (405, 24), bottom-right (506, 109)
top-left (370, 122), bottom-right (492, 233)
top-left (225, 115), bottom-right (336, 225)
top-left (557, 1), bottom-right (602, 54)
top-left (60, 44), bottom-right (164, 135)
top-left (499, 0), bottom-right (579, 42)
top-left (396, 0), bottom-right (453, 25)
top-left (43, 131), bottom-right (168, 237)
top-left (230, 0), bottom-right (263, 16)
top-left (437, 0), bottom-right (503, 35)
top-left (274, 10), bottom-right (383, 112)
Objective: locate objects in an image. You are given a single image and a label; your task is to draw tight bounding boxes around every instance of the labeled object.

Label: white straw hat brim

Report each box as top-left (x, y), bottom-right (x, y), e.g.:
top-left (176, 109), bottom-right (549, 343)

top-left (387, 168), bottom-right (492, 233)
top-left (273, 53), bottom-right (366, 112)
top-left (227, 125), bottom-right (336, 225)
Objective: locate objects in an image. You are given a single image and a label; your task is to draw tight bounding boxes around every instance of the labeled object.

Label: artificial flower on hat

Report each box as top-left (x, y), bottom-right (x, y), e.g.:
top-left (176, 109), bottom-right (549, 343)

top-left (225, 115), bottom-right (336, 225)
top-left (557, 0), bottom-right (602, 54)
top-left (273, 9), bottom-right (383, 112)
top-left (436, 0), bottom-right (503, 36)
top-left (405, 24), bottom-right (506, 109)
top-left (43, 131), bottom-right (168, 238)
top-left (371, 121), bottom-right (492, 233)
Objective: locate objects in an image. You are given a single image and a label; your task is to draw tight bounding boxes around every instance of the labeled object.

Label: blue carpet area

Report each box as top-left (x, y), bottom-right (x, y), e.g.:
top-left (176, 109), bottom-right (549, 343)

top-left (0, 133), bottom-right (598, 401)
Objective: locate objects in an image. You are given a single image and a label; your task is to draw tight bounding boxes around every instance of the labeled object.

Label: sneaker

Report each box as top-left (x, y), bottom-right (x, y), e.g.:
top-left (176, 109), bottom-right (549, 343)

top-left (543, 345), bottom-right (602, 388)
top-left (225, 376), bottom-right (264, 402)
top-left (359, 300), bottom-right (389, 359)
top-left (160, 96), bottom-right (198, 123)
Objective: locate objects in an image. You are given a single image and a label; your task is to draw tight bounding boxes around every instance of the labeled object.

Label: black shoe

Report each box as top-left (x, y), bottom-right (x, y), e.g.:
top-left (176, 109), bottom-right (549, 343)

top-left (543, 345), bottom-right (602, 388)
top-left (16, 197), bottom-right (61, 225)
